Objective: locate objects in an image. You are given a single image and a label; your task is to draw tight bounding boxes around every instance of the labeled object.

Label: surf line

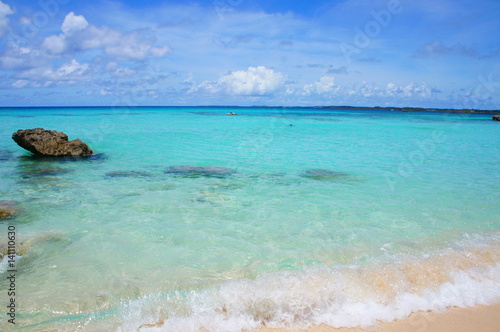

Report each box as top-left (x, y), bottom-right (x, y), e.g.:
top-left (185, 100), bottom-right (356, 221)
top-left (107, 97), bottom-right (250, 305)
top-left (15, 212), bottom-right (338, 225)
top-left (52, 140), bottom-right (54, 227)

top-left (6, 225), bottom-right (17, 325)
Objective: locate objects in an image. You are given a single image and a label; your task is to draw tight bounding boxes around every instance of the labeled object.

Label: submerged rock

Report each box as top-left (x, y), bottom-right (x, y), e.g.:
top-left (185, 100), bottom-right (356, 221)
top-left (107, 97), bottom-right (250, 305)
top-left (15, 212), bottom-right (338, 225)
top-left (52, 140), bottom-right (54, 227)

top-left (19, 167), bottom-right (74, 178)
top-left (493, 115), bottom-right (500, 121)
top-left (0, 244), bottom-right (29, 257)
top-left (301, 169), bottom-right (350, 181)
top-left (194, 190), bottom-right (232, 203)
top-left (165, 165), bottom-right (235, 178)
top-left (0, 233), bottom-right (68, 258)
top-left (0, 200), bottom-right (20, 219)
top-left (105, 170), bottom-right (151, 178)
top-left (12, 128), bottom-right (94, 157)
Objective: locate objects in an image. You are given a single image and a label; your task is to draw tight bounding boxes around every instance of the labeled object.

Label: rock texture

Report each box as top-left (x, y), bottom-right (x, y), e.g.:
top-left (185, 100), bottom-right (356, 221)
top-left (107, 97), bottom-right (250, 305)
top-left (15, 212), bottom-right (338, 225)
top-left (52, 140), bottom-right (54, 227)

top-left (165, 165), bottom-right (235, 178)
top-left (0, 200), bottom-right (20, 219)
top-left (301, 169), bottom-right (350, 181)
top-left (493, 115), bottom-right (500, 121)
top-left (19, 167), bottom-right (74, 178)
top-left (12, 128), bottom-right (93, 157)
top-left (105, 171), bottom-right (151, 178)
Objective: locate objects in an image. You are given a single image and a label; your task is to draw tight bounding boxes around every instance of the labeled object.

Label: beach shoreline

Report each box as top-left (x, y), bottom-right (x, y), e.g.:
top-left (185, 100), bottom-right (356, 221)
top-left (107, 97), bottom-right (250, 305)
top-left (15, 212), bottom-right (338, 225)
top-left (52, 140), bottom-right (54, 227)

top-left (259, 303), bottom-right (500, 332)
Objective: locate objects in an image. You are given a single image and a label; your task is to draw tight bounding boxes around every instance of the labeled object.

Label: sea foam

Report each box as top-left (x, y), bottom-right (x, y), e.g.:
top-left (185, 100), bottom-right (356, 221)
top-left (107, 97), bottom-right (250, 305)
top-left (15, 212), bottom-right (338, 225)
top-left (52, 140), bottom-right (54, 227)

top-left (112, 242), bottom-right (500, 332)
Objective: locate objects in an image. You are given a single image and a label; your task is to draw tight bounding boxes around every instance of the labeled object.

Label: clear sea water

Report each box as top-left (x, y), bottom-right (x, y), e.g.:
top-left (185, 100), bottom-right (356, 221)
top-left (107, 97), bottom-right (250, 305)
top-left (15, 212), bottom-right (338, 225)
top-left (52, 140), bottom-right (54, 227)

top-left (0, 107), bottom-right (499, 331)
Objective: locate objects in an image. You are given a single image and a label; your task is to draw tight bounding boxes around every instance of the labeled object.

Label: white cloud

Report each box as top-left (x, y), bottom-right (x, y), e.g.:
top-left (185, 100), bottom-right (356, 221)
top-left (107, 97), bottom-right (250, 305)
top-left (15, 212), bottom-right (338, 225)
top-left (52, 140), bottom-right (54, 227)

top-left (42, 12), bottom-right (171, 61)
top-left (299, 76), bottom-right (438, 104)
top-left (99, 30), bottom-right (171, 60)
top-left (12, 79), bottom-right (29, 88)
top-left (303, 76), bottom-right (335, 95)
top-left (61, 12), bottom-right (89, 35)
top-left (16, 59), bottom-right (90, 87)
top-left (0, 56), bottom-right (25, 70)
top-left (0, 1), bottom-right (14, 37)
top-left (386, 82), bottom-right (433, 98)
top-left (42, 34), bottom-right (66, 54)
top-left (105, 62), bottom-right (136, 77)
top-left (196, 66), bottom-right (287, 95)
top-left (20, 16), bottom-right (30, 25)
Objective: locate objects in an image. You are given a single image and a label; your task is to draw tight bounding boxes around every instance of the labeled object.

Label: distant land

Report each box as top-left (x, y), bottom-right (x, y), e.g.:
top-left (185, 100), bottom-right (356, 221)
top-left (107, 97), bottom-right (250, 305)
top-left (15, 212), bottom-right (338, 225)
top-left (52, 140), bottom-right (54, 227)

top-left (0, 105), bottom-right (499, 114)
top-left (311, 106), bottom-right (500, 114)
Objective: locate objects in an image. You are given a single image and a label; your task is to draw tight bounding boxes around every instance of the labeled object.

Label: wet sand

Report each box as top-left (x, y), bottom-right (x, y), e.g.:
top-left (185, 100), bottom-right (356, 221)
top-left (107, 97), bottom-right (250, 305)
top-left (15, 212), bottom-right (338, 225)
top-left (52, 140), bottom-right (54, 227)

top-left (259, 303), bottom-right (500, 332)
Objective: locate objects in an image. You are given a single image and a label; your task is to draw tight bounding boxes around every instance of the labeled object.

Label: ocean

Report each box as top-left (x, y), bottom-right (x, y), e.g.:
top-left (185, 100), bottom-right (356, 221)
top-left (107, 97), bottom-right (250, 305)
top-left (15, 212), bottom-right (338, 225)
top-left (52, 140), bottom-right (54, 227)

top-left (0, 107), bottom-right (499, 331)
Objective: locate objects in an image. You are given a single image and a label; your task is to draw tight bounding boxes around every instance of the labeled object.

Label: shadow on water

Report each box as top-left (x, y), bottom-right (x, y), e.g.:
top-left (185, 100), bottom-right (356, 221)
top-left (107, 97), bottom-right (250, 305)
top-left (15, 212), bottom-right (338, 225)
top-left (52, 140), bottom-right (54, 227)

top-left (14, 153), bottom-right (108, 179)
top-left (17, 153), bottom-right (108, 163)
top-left (0, 149), bottom-right (14, 161)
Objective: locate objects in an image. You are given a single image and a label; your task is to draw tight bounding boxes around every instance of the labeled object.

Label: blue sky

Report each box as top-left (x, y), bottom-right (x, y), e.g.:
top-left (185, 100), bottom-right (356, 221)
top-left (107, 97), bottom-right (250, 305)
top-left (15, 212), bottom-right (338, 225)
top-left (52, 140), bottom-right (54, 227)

top-left (0, 0), bottom-right (498, 108)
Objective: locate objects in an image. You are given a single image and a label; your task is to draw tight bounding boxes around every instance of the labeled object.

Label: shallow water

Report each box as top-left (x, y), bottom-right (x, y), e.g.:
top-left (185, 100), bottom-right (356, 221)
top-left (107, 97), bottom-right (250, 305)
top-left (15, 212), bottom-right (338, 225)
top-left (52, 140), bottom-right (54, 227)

top-left (0, 107), bottom-right (499, 331)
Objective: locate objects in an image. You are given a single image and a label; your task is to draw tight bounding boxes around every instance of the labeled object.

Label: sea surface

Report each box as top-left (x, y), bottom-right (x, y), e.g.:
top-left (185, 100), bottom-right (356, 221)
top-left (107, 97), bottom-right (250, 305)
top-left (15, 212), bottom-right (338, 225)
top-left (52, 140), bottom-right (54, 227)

top-left (0, 107), bottom-right (499, 331)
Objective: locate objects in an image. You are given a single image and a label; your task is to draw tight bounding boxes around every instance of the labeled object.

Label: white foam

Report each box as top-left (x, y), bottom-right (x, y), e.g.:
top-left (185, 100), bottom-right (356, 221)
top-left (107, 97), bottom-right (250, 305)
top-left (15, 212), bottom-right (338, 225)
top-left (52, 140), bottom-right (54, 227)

top-left (0, 254), bottom-right (21, 274)
top-left (115, 251), bottom-right (500, 332)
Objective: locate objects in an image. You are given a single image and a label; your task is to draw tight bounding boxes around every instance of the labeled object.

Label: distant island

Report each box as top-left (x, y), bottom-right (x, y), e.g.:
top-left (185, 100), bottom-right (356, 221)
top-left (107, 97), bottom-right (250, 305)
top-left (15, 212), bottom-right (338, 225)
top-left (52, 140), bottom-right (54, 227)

top-left (307, 105), bottom-right (500, 114)
top-left (0, 105), bottom-right (498, 114)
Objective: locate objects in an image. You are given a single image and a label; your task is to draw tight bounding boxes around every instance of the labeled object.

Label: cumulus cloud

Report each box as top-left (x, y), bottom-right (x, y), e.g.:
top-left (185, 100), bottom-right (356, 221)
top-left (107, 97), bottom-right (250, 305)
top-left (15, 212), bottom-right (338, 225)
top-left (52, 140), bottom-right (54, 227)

top-left (303, 76), bottom-right (335, 95)
top-left (301, 76), bottom-right (438, 102)
top-left (0, 1), bottom-right (14, 37)
top-left (196, 66), bottom-right (287, 96)
top-left (385, 82), bottom-right (435, 98)
top-left (61, 12), bottom-right (89, 35)
top-left (42, 12), bottom-right (171, 61)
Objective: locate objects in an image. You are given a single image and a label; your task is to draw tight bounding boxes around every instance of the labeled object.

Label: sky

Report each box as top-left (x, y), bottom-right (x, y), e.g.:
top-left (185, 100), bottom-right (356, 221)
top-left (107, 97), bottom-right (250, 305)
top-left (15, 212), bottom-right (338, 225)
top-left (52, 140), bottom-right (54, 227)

top-left (0, 0), bottom-right (498, 108)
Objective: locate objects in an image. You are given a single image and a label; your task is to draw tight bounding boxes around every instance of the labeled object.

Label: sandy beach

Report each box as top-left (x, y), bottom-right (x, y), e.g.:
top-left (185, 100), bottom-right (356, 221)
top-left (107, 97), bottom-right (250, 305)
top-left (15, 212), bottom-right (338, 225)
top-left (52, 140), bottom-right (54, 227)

top-left (259, 304), bottom-right (500, 332)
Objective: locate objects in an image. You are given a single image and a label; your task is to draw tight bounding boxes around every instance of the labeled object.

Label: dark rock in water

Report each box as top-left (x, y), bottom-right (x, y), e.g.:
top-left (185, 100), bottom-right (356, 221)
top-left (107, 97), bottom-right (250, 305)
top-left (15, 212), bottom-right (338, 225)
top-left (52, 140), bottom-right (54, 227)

top-left (105, 170), bottom-right (151, 178)
top-left (0, 200), bottom-right (20, 219)
top-left (20, 167), bottom-right (74, 178)
top-left (165, 165), bottom-right (235, 178)
top-left (493, 115), bottom-right (500, 121)
top-left (12, 128), bottom-right (94, 157)
top-left (301, 169), bottom-right (350, 181)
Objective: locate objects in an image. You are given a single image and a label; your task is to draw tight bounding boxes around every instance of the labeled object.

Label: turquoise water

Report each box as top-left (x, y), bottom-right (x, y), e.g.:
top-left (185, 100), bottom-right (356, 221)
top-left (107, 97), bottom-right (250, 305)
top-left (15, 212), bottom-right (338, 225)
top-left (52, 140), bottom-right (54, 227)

top-left (0, 107), bottom-right (499, 331)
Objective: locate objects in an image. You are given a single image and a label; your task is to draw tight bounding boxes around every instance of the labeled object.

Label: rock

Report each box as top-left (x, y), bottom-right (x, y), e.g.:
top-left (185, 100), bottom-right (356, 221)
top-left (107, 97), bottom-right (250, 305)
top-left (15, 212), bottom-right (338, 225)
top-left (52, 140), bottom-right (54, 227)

top-left (0, 200), bottom-right (20, 219)
top-left (12, 128), bottom-right (93, 157)
top-left (493, 115), bottom-right (500, 121)
top-left (194, 190), bottom-right (232, 203)
top-left (0, 244), bottom-right (29, 257)
top-left (0, 233), bottom-right (68, 258)
top-left (105, 171), bottom-right (151, 178)
top-left (19, 167), bottom-right (74, 178)
top-left (165, 165), bottom-right (235, 178)
top-left (301, 169), bottom-right (350, 181)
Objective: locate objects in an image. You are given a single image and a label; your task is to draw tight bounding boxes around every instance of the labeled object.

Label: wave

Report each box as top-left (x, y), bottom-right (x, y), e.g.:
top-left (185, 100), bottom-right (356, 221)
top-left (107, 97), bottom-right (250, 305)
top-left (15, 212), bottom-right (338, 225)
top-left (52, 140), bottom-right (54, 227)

top-left (109, 237), bottom-right (500, 332)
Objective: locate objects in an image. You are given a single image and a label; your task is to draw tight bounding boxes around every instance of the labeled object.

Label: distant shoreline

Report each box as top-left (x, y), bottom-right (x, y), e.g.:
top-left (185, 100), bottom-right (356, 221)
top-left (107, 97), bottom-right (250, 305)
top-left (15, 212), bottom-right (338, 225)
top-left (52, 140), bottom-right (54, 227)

top-left (0, 105), bottom-right (498, 114)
